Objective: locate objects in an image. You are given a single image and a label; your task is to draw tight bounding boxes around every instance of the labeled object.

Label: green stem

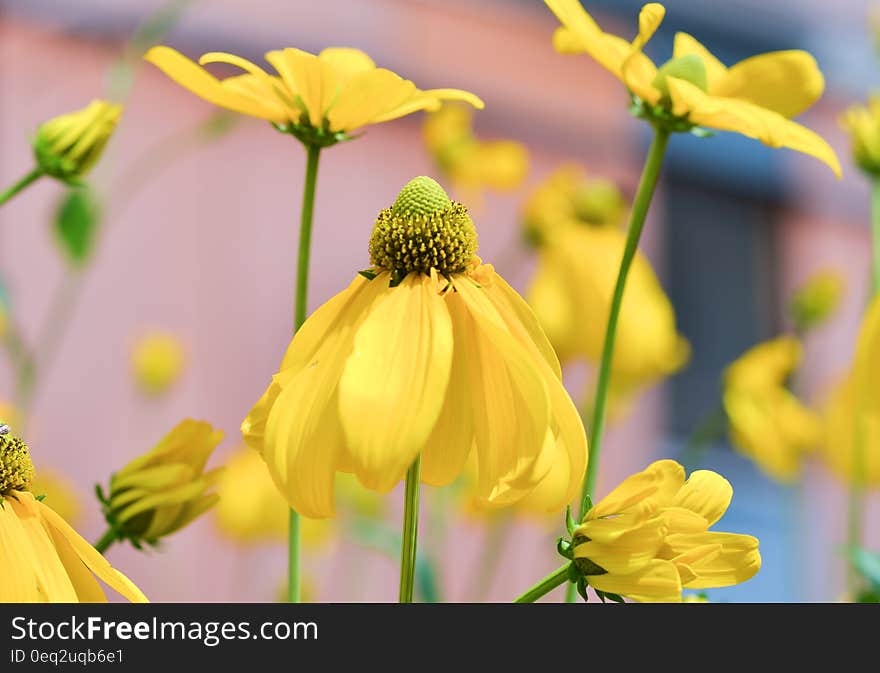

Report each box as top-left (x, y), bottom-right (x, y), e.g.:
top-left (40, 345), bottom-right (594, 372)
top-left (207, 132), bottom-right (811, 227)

top-left (93, 529), bottom-right (117, 554)
top-left (579, 128), bottom-right (670, 513)
top-left (287, 143), bottom-right (322, 604)
top-left (514, 563), bottom-right (570, 603)
top-left (0, 168), bottom-right (43, 208)
top-left (398, 456), bottom-right (422, 603)
top-left (871, 180), bottom-right (880, 295)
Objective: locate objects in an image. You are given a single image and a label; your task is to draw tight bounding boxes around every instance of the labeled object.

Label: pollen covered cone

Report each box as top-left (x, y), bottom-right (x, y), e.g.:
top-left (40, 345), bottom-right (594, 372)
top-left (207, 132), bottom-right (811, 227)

top-left (722, 336), bottom-right (821, 482)
top-left (0, 432), bottom-right (147, 602)
top-left (145, 45), bottom-right (483, 136)
top-left (572, 459), bottom-right (760, 602)
top-left (214, 445), bottom-right (332, 548)
top-left (821, 295), bottom-right (880, 486)
top-left (105, 420), bottom-right (224, 546)
top-left (242, 177), bottom-right (587, 518)
top-left (545, 1), bottom-right (840, 176)
top-left (33, 100), bottom-right (122, 181)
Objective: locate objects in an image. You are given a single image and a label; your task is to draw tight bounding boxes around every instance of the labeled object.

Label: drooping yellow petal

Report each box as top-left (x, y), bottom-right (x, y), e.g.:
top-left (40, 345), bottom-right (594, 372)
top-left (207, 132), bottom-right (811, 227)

top-left (589, 459), bottom-right (684, 519)
top-left (338, 273), bottom-right (453, 492)
top-left (673, 32), bottom-right (727, 90)
top-left (712, 50), bottom-right (824, 118)
top-left (670, 469), bottom-right (732, 526)
top-left (43, 523), bottom-right (107, 602)
top-left (660, 506), bottom-right (710, 534)
top-left (666, 76), bottom-right (841, 177)
top-left (327, 69), bottom-right (416, 132)
top-left (664, 531), bottom-right (761, 589)
top-left (144, 46), bottom-right (284, 121)
top-left (575, 516), bottom-right (667, 575)
top-left (588, 558), bottom-right (683, 603)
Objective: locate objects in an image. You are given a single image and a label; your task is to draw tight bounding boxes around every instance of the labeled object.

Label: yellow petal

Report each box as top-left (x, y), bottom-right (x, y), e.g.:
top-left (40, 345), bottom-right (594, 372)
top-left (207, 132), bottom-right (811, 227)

top-left (589, 558), bottom-right (683, 603)
top-left (265, 48), bottom-right (335, 126)
top-left (327, 69), bottom-right (416, 132)
top-left (669, 469), bottom-right (732, 526)
top-left (574, 515), bottom-right (667, 574)
top-left (673, 32), bottom-right (727, 90)
top-left (713, 50), bottom-right (824, 118)
top-left (44, 523), bottom-right (107, 602)
top-left (338, 273), bottom-right (453, 492)
top-left (665, 532), bottom-right (761, 589)
top-left (319, 47), bottom-right (376, 84)
top-left (660, 506), bottom-right (710, 534)
top-left (144, 46), bottom-right (284, 122)
top-left (589, 459), bottom-right (684, 519)
top-left (666, 76), bottom-right (841, 178)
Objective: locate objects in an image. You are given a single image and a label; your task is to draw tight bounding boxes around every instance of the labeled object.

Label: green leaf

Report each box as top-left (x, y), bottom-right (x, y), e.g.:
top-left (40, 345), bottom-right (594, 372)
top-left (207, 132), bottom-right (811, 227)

top-left (565, 505), bottom-right (577, 535)
top-left (845, 546), bottom-right (880, 592)
top-left (358, 269), bottom-right (378, 281)
top-left (576, 577), bottom-right (590, 602)
top-left (35, 494), bottom-right (47, 502)
top-left (53, 187), bottom-right (100, 266)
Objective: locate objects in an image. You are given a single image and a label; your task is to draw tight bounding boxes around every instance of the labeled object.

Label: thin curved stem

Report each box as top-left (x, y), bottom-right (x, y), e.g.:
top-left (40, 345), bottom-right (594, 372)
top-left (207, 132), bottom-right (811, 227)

top-left (93, 528), bottom-right (117, 555)
top-left (0, 168), bottom-right (43, 208)
top-left (399, 456), bottom-right (422, 603)
top-left (514, 564), bottom-right (570, 603)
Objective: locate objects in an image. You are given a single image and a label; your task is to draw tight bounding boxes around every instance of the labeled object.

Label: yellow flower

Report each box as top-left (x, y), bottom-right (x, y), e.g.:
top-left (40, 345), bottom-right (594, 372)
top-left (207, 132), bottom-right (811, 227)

top-left (545, 1), bottom-right (840, 177)
top-left (0, 430), bottom-right (146, 602)
top-left (214, 445), bottom-right (332, 548)
top-left (522, 165), bottom-right (626, 245)
top-left (131, 331), bottom-right (186, 396)
top-left (145, 46), bottom-right (483, 146)
top-left (33, 100), bottom-right (123, 181)
top-left (242, 177), bottom-right (587, 518)
top-left (100, 420), bottom-right (224, 547)
top-left (722, 336), bottom-right (821, 482)
top-left (30, 467), bottom-right (83, 528)
top-left (570, 459), bottom-right (760, 602)
top-left (840, 96), bottom-right (880, 176)
top-left (423, 104), bottom-right (528, 198)
top-left (821, 296), bottom-right (880, 485)
top-left (527, 226), bottom-right (689, 404)
top-left (788, 270), bottom-right (845, 332)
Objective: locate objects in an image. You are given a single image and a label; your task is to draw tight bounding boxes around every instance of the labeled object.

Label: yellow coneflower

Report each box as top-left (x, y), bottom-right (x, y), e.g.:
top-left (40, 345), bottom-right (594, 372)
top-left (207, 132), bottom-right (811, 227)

top-left (131, 331), bottom-right (186, 396)
top-left (567, 460), bottom-right (760, 602)
top-left (723, 336), bottom-right (821, 482)
top-left (242, 176), bottom-right (587, 518)
top-left (99, 420), bottom-right (224, 548)
top-left (0, 429), bottom-right (147, 602)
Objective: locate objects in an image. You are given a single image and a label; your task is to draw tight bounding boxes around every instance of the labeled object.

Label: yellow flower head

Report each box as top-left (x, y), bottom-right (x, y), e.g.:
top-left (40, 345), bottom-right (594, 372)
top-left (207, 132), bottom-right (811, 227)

top-left (0, 429), bottom-right (146, 602)
top-left (131, 331), bottom-right (186, 396)
top-left (30, 467), bottom-right (83, 528)
top-left (423, 104), bottom-right (529, 198)
top-left (722, 336), bottom-right (821, 482)
top-left (33, 100), bottom-right (123, 181)
top-left (145, 46), bottom-right (483, 147)
top-left (527, 225), bottom-right (689, 399)
top-left (100, 420), bottom-right (224, 548)
top-left (840, 96), bottom-right (880, 177)
top-left (788, 269), bottom-right (845, 332)
top-left (214, 445), bottom-right (332, 548)
top-left (242, 176), bottom-right (587, 518)
top-left (545, 1), bottom-right (841, 177)
top-left (568, 459), bottom-right (760, 602)
top-left (522, 165), bottom-right (626, 246)
top-left (821, 295), bottom-right (880, 486)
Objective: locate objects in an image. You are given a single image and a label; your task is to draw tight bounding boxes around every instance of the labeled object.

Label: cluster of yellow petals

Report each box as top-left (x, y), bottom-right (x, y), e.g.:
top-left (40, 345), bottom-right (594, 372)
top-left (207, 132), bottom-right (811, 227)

top-left (722, 336), bottom-right (821, 482)
top-left (573, 459), bottom-right (760, 602)
top-left (840, 96), bottom-right (880, 176)
top-left (33, 100), bottom-right (122, 180)
top-left (545, 1), bottom-right (841, 177)
top-left (145, 46), bottom-right (483, 135)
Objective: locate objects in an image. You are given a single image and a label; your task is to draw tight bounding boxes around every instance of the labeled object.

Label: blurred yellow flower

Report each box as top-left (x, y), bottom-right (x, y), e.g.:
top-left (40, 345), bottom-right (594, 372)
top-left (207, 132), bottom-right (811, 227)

top-left (30, 467), bottom-right (83, 528)
top-left (214, 445), bottom-right (332, 548)
top-left (145, 46), bottom-right (483, 145)
top-left (0, 430), bottom-right (146, 602)
top-left (788, 270), bottom-right (845, 332)
top-left (569, 459), bottom-right (760, 602)
top-left (840, 96), bottom-right (880, 176)
top-left (527, 226), bottom-right (689, 407)
top-left (0, 401), bottom-right (22, 433)
top-left (242, 177), bottom-right (587, 518)
top-left (545, 1), bottom-right (840, 176)
top-left (131, 331), bottom-right (186, 396)
top-left (423, 104), bottom-right (528, 198)
top-left (722, 336), bottom-right (821, 482)
top-left (33, 100), bottom-right (123, 181)
top-left (821, 296), bottom-right (880, 485)
top-left (101, 420), bottom-right (223, 547)
top-left (522, 165), bottom-right (626, 245)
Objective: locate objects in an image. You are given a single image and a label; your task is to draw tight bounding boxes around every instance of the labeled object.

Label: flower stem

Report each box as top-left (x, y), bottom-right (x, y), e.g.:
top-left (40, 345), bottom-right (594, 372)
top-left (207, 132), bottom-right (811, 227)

top-left (288, 143), bottom-right (322, 604)
top-left (579, 128), bottom-right (670, 513)
top-left (0, 168), bottom-right (43, 208)
top-left (93, 529), bottom-right (117, 554)
top-left (399, 455), bottom-right (422, 603)
top-left (514, 563), bottom-right (570, 603)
